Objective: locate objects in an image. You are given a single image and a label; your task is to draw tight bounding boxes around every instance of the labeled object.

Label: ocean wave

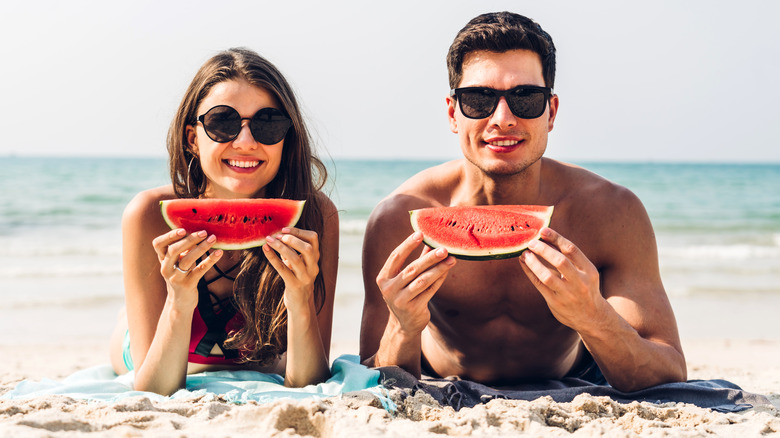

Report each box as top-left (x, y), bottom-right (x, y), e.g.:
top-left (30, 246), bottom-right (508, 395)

top-left (0, 294), bottom-right (123, 310)
top-left (1, 230), bottom-right (121, 257)
top-left (4, 245), bottom-right (122, 257)
top-left (340, 219), bottom-right (368, 235)
top-left (665, 285), bottom-right (780, 298)
top-left (0, 265), bottom-right (122, 278)
top-left (659, 243), bottom-right (780, 260)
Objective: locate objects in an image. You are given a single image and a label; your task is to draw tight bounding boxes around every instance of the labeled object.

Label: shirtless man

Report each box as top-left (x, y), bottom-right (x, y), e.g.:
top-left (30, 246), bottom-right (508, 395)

top-left (359, 12), bottom-right (686, 392)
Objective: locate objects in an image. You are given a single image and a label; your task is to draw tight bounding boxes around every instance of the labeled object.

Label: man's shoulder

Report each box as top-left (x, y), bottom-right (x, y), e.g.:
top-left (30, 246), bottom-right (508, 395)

top-left (394, 159), bottom-right (463, 197)
top-left (367, 160), bottom-right (463, 229)
top-left (549, 160), bottom-right (650, 237)
top-left (380, 160), bottom-right (462, 208)
top-left (548, 160), bottom-right (639, 208)
top-left (545, 161), bottom-right (653, 268)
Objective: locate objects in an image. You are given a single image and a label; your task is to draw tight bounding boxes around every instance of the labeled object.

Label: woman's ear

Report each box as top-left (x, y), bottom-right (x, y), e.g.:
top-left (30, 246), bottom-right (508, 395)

top-left (185, 125), bottom-right (199, 156)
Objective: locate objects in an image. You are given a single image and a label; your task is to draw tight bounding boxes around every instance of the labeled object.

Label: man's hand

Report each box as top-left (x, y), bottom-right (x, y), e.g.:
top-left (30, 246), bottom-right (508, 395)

top-left (376, 232), bottom-right (457, 336)
top-left (519, 227), bottom-right (607, 330)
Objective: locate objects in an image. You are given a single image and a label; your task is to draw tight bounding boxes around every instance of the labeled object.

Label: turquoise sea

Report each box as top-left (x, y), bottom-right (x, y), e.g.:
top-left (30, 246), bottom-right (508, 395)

top-left (0, 157), bottom-right (779, 342)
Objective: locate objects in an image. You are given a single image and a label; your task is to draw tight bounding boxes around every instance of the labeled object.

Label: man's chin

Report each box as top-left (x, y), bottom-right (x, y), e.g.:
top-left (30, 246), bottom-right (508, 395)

top-left (466, 157), bottom-right (537, 178)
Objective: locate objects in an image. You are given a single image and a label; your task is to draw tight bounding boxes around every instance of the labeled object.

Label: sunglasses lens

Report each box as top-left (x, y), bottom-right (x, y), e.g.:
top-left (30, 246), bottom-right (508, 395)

top-left (202, 106), bottom-right (241, 142)
top-left (458, 89), bottom-right (497, 119)
top-left (198, 106), bottom-right (292, 144)
top-left (507, 89), bottom-right (547, 119)
top-left (250, 108), bottom-right (293, 145)
top-left (457, 87), bottom-right (548, 119)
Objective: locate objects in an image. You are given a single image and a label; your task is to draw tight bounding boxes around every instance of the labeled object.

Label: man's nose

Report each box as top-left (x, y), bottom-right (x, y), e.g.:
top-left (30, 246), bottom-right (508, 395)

top-left (488, 97), bottom-right (517, 128)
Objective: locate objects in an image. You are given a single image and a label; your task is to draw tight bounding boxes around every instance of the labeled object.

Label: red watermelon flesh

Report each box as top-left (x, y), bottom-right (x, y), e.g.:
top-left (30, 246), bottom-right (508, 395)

top-left (160, 198), bottom-right (305, 250)
top-left (409, 205), bottom-right (553, 260)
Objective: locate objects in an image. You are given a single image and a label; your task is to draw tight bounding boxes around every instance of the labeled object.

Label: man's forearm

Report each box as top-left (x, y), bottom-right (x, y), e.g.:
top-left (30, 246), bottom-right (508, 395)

top-left (578, 304), bottom-right (687, 392)
top-left (364, 317), bottom-right (423, 377)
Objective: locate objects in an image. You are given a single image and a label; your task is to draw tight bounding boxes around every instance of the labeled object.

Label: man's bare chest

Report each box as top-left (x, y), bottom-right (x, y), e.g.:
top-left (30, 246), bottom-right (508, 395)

top-left (430, 258), bottom-right (551, 323)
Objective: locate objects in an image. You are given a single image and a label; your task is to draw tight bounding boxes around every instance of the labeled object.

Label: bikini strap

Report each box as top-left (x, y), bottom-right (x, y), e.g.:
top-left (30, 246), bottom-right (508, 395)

top-left (206, 290), bottom-right (234, 310)
top-left (200, 252), bottom-right (242, 285)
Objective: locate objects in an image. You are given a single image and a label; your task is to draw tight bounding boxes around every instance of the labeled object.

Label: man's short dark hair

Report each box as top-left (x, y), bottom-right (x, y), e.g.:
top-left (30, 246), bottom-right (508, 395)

top-left (447, 12), bottom-right (556, 89)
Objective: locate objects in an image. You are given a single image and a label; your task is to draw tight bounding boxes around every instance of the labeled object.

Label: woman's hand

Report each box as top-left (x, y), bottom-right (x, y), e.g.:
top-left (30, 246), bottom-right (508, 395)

top-left (152, 228), bottom-right (223, 310)
top-left (262, 227), bottom-right (320, 312)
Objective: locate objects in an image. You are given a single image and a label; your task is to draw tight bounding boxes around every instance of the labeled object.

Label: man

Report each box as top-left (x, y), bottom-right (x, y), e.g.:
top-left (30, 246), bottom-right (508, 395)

top-left (359, 11), bottom-right (686, 392)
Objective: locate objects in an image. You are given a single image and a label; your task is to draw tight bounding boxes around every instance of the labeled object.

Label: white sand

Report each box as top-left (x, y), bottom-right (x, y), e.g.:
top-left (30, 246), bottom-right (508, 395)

top-left (1, 336), bottom-right (778, 437)
top-left (1, 239), bottom-right (779, 436)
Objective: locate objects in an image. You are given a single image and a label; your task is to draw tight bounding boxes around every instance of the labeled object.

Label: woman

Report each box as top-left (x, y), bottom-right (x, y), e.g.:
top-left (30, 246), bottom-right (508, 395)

top-left (109, 48), bottom-right (338, 395)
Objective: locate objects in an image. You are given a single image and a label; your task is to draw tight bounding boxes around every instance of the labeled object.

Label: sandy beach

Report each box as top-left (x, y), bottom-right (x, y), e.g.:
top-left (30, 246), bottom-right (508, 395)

top-left (1, 256), bottom-right (779, 437)
top-left (1, 337), bottom-right (779, 437)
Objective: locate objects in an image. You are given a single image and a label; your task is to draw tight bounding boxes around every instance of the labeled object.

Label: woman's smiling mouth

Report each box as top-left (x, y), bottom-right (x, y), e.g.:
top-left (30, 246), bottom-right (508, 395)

top-left (225, 159), bottom-right (261, 170)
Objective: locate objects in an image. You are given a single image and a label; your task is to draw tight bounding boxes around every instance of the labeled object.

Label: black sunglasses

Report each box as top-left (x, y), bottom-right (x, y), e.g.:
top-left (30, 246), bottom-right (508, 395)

top-left (450, 85), bottom-right (553, 120)
top-left (195, 105), bottom-right (292, 145)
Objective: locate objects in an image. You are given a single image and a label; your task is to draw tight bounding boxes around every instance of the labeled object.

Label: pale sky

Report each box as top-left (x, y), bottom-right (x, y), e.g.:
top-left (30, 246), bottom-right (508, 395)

top-left (1, 0), bottom-right (778, 162)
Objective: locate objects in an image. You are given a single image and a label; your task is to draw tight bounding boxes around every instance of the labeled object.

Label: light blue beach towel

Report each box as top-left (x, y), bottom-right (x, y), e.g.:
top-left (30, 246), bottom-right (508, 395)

top-left (2, 354), bottom-right (392, 409)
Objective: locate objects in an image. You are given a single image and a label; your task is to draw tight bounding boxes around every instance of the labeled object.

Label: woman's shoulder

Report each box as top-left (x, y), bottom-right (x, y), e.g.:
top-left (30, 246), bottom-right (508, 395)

top-left (123, 185), bottom-right (176, 223)
top-left (311, 190), bottom-right (339, 230)
top-left (312, 190), bottom-right (337, 215)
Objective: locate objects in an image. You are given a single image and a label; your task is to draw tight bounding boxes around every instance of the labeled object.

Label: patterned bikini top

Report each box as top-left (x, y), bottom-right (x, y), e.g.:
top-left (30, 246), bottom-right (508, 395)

top-left (188, 258), bottom-right (245, 365)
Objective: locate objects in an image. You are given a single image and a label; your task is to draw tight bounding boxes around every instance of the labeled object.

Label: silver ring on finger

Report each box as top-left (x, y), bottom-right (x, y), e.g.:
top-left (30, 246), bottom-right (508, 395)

top-left (173, 262), bottom-right (191, 274)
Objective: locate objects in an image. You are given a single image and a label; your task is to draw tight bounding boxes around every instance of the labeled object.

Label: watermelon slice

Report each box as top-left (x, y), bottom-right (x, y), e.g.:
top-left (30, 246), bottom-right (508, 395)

top-left (409, 205), bottom-right (554, 260)
top-left (160, 198), bottom-right (305, 250)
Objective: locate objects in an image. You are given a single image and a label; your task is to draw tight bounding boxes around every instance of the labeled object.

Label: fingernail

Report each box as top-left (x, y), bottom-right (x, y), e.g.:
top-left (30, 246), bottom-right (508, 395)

top-left (413, 232), bottom-right (423, 241)
top-left (176, 229), bottom-right (186, 236)
top-left (195, 230), bottom-right (207, 238)
top-left (213, 249), bottom-right (223, 257)
top-left (528, 240), bottom-right (539, 250)
top-left (281, 227), bottom-right (291, 233)
top-left (435, 248), bottom-right (447, 257)
top-left (445, 256), bottom-right (456, 266)
top-left (540, 228), bottom-right (552, 238)
top-left (273, 233), bottom-right (283, 240)
top-left (266, 235), bottom-right (275, 243)
top-left (207, 234), bottom-right (216, 243)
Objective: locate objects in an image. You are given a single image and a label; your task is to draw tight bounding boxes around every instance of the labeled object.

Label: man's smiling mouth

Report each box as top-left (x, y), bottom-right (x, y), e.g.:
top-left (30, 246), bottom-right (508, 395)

top-left (487, 140), bottom-right (520, 147)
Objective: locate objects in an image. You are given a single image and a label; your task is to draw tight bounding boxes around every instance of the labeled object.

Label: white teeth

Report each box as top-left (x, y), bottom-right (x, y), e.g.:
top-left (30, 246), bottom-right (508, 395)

top-left (489, 140), bottom-right (519, 147)
top-left (228, 160), bottom-right (260, 168)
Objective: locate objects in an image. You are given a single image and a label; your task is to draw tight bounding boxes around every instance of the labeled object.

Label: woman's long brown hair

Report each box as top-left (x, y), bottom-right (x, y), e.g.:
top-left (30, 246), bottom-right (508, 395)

top-left (167, 48), bottom-right (328, 365)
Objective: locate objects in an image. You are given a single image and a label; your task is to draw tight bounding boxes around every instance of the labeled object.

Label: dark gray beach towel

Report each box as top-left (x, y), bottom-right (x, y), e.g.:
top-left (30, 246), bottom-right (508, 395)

top-left (378, 366), bottom-right (771, 413)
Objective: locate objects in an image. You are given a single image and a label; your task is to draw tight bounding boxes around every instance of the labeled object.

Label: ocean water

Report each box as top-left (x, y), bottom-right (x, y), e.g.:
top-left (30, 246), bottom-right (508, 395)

top-left (1, 157), bottom-right (779, 319)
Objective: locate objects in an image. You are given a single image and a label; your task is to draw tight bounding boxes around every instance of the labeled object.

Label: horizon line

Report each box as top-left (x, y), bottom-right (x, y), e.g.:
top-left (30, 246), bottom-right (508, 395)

top-left (2, 153), bottom-right (779, 166)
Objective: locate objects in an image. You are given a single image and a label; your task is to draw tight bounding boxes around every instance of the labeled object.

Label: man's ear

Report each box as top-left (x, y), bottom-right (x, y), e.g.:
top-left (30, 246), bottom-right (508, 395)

top-left (446, 96), bottom-right (458, 134)
top-left (185, 125), bottom-right (199, 156)
top-left (547, 94), bottom-right (559, 132)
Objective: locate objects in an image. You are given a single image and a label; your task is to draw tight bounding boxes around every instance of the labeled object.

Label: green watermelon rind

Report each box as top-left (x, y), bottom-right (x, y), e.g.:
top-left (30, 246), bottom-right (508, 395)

top-left (409, 205), bottom-right (554, 261)
top-left (160, 199), bottom-right (305, 250)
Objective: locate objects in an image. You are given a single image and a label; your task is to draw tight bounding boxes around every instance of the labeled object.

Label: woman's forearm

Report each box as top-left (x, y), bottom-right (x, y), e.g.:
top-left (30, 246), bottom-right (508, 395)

top-left (284, 297), bottom-right (330, 387)
top-left (131, 300), bottom-right (194, 395)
